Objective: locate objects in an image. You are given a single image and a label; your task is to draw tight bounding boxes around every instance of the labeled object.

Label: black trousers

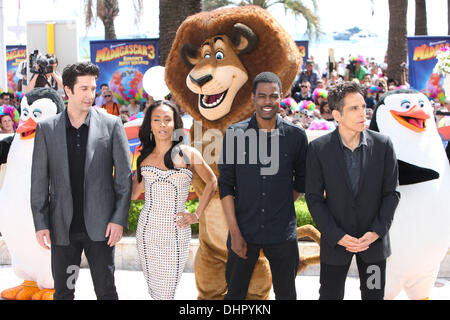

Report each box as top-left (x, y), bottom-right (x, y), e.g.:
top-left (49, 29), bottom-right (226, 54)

top-left (225, 237), bottom-right (299, 300)
top-left (51, 232), bottom-right (118, 300)
top-left (319, 254), bottom-right (386, 300)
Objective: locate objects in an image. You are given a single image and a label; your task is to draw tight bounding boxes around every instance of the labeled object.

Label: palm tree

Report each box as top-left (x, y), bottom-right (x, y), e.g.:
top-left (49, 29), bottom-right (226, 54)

top-left (84, 0), bottom-right (143, 40)
top-left (415, 0), bottom-right (427, 35)
top-left (202, 0), bottom-right (320, 40)
top-left (386, 0), bottom-right (408, 85)
top-left (159, 0), bottom-right (202, 66)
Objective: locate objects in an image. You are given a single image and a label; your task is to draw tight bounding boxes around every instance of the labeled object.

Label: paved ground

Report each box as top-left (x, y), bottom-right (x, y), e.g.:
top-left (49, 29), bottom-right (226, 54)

top-left (0, 266), bottom-right (449, 300)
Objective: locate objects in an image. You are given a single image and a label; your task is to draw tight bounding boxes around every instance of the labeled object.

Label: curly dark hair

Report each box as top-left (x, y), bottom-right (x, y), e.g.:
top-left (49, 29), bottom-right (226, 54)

top-left (136, 100), bottom-right (185, 182)
top-left (62, 62), bottom-right (100, 94)
top-left (328, 81), bottom-right (366, 113)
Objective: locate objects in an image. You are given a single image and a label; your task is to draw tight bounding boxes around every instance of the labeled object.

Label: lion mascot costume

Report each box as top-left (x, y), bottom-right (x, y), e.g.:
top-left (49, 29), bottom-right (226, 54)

top-left (165, 6), bottom-right (320, 300)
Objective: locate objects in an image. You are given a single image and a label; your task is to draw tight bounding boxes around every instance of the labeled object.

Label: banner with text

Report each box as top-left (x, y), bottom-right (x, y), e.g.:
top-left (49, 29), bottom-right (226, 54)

top-left (6, 45), bottom-right (27, 93)
top-left (90, 38), bottom-right (159, 104)
top-left (295, 40), bottom-right (309, 70)
top-left (407, 36), bottom-right (450, 102)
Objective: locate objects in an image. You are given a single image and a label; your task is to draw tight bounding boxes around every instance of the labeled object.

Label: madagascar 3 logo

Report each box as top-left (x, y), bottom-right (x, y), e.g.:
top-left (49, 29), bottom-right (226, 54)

top-left (413, 42), bottom-right (450, 61)
top-left (95, 44), bottom-right (156, 65)
top-left (296, 44), bottom-right (306, 57)
top-left (6, 48), bottom-right (26, 65)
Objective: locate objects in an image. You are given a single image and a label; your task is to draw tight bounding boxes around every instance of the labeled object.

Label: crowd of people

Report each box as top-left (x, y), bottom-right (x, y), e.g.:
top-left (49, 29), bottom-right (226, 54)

top-left (1, 53), bottom-right (449, 136)
top-left (279, 56), bottom-right (450, 133)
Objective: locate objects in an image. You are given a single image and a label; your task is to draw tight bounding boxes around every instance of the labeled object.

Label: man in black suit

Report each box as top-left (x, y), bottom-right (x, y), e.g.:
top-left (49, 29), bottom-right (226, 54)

top-left (305, 81), bottom-right (400, 300)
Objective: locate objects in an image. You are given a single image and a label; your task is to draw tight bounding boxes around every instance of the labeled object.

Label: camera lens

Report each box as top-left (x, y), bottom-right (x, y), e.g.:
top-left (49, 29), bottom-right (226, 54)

top-left (37, 57), bottom-right (48, 67)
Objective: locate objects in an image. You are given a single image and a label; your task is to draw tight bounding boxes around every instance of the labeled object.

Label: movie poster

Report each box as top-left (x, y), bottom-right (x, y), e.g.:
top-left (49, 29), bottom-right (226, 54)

top-left (5, 45), bottom-right (27, 93)
top-left (90, 38), bottom-right (159, 104)
top-left (407, 36), bottom-right (450, 102)
top-left (295, 40), bottom-right (309, 70)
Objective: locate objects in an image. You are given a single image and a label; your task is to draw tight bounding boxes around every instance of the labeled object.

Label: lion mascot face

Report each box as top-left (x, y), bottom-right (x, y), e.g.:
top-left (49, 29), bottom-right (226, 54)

top-left (165, 5), bottom-right (302, 133)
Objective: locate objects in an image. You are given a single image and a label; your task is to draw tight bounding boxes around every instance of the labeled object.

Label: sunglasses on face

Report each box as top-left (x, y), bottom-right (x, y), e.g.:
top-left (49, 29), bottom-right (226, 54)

top-left (300, 85), bottom-right (309, 88)
top-left (104, 95), bottom-right (112, 98)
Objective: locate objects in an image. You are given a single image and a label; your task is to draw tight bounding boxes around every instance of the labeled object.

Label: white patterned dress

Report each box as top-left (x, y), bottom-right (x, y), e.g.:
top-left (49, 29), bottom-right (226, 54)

top-left (136, 166), bottom-right (193, 300)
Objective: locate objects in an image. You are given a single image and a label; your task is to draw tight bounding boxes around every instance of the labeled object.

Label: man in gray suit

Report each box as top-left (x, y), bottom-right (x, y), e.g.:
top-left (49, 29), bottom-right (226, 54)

top-left (31, 62), bottom-right (132, 300)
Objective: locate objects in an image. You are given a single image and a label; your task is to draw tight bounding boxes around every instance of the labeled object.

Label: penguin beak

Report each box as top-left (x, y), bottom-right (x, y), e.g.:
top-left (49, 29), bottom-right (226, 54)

top-left (390, 106), bottom-right (430, 133)
top-left (17, 118), bottom-right (38, 140)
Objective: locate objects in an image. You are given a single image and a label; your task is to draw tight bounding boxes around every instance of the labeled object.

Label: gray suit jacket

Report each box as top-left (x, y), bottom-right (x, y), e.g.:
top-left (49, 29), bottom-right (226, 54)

top-left (31, 108), bottom-right (132, 246)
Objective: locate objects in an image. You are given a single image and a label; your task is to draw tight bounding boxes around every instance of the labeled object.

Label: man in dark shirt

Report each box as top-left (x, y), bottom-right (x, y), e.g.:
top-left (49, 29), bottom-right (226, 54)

top-left (297, 59), bottom-right (320, 92)
top-left (305, 81), bottom-right (400, 300)
top-left (66, 112), bottom-right (89, 233)
top-left (218, 72), bottom-right (308, 300)
top-left (291, 80), bottom-right (312, 103)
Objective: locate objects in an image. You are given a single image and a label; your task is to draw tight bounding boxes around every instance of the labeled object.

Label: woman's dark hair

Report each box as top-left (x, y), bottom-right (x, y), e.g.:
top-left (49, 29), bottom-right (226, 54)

top-left (136, 100), bottom-right (185, 182)
top-left (319, 100), bottom-right (330, 114)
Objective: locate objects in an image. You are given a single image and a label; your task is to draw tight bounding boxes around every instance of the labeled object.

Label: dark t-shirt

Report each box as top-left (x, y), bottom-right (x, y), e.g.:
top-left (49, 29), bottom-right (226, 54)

top-left (34, 74), bottom-right (58, 91)
top-left (65, 112), bottom-right (90, 233)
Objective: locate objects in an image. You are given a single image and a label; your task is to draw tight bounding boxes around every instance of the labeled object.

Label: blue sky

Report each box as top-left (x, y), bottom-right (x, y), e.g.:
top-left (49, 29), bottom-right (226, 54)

top-left (3, 0), bottom-right (449, 41)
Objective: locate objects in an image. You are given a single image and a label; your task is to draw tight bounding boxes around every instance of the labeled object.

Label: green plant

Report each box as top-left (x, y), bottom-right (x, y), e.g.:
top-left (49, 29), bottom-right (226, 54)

top-left (125, 200), bottom-right (144, 236)
top-left (125, 197), bottom-right (315, 237)
top-left (185, 199), bottom-right (200, 235)
top-left (125, 199), bottom-right (200, 236)
top-left (295, 196), bottom-right (316, 228)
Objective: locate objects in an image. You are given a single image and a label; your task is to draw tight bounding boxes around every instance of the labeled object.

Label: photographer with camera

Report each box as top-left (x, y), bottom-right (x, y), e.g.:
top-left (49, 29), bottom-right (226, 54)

top-left (25, 51), bottom-right (63, 93)
top-left (291, 59), bottom-right (320, 101)
top-left (344, 55), bottom-right (368, 82)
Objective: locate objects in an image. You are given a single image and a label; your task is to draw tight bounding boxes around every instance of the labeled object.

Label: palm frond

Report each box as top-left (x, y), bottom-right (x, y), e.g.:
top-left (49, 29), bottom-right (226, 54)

top-left (85, 0), bottom-right (95, 28)
top-left (97, 0), bottom-right (119, 21)
top-left (202, 0), bottom-right (234, 11)
top-left (133, 0), bottom-right (144, 26)
top-left (273, 0), bottom-right (321, 40)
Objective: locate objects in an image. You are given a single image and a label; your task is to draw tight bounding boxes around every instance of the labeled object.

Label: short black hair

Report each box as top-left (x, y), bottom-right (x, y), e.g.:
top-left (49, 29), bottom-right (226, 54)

top-left (62, 62), bottom-right (100, 94)
top-left (328, 81), bottom-right (366, 113)
top-left (100, 83), bottom-right (109, 89)
top-left (252, 71), bottom-right (282, 94)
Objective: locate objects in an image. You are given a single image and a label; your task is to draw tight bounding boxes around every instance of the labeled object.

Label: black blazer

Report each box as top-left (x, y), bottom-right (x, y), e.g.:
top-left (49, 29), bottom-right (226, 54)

top-left (305, 129), bottom-right (400, 265)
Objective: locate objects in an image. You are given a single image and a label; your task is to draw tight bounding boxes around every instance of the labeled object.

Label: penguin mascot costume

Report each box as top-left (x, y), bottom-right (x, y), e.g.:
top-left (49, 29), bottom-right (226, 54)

top-left (370, 89), bottom-right (450, 300)
top-left (0, 88), bottom-right (64, 300)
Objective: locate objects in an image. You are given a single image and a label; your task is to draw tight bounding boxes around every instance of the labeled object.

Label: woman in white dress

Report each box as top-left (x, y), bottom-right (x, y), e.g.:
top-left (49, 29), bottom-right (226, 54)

top-left (131, 100), bottom-right (216, 300)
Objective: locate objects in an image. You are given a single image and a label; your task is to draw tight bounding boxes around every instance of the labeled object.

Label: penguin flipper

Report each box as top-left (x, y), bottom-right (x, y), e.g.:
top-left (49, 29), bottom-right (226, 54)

top-left (0, 135), bottom-right (14, 165)
top-left (398, 160), bottom-right (439, 185)
top-left (446, 143), bottom-right (450, 164)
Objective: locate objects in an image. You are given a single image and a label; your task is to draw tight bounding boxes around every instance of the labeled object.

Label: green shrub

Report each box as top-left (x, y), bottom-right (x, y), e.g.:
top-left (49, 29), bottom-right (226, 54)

top-left (295, 196), bottom-right (316, 228)
top-left (125, 199), bottom-right (200, 236)
top-left (125, 197), bottom-right (315, 236)
top-left (125, 200), bottom-right (144, 236)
